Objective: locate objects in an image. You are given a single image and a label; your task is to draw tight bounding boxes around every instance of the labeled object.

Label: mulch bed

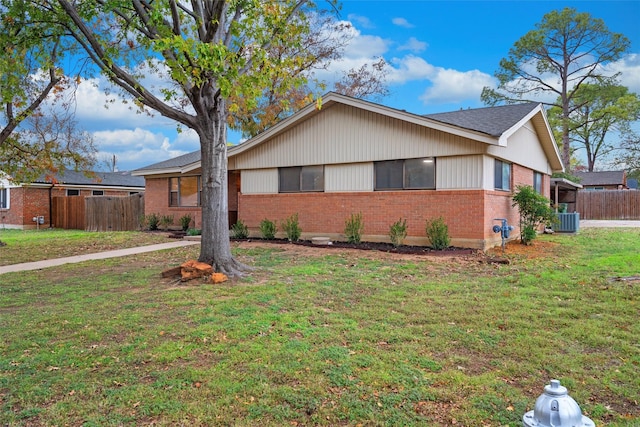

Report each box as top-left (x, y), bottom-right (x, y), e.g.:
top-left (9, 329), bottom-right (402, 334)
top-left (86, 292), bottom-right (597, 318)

top-left (167, 231), bottom-right (477, 256)
top-left (232, 238), bottom-right (477, 256)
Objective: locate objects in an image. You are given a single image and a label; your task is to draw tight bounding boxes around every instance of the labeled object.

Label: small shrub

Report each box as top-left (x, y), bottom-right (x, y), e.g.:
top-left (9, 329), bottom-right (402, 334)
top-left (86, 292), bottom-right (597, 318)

top-left (160, 214), bottom-right (174, 231)
top-left (521, 225), bottom-right (537, 246)
top-left (259, 219), bottom-right (277, 239)
top-left (512, 185), bottom-right (557, 245)
top-left (186, 228), bottom-right (201, 236)
top-left (231, 220), bottom-right (249, 239)
top-left (281, 213), bottom-right (302, 242)
top-left (344, 212), bottom-right (364, 244)
top-left (425, 216), bottom-right (450, 250)
top-left (178, 214), bottom-right (193, 231)
top-left (389, 218), bottom-right (407, 247)
top-left (145, 213), bottom-right (160, 231)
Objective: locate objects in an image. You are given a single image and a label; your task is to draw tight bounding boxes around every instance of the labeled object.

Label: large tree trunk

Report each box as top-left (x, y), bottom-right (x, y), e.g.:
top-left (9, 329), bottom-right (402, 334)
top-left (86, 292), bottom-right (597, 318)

top-left (197, 96), bottom-right (250, 277)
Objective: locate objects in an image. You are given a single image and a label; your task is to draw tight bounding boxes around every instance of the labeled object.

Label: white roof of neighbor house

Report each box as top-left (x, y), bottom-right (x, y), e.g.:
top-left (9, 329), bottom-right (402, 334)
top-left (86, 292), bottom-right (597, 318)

top-left (134, 92), bottom-right (564, 175)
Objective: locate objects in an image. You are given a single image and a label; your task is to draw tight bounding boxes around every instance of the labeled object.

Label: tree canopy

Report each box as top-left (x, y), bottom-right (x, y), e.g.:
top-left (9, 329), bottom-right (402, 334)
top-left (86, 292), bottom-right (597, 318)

top-left (7, 0), bottom-right (340, 275)
top-left (0, 0), bottom-right (96, 182)
top-left (481, 7), bottom-right (631, 170)
top-left (547, 83), bottom-right (640, 172)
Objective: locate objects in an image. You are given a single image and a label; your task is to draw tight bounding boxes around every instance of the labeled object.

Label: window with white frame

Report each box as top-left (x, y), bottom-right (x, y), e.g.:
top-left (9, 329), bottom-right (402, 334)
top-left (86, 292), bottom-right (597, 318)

top-left (494, 160), bottom-right (511, 191)
top-left (92, 190), bottom-right (104, 196)
top-left (0, 187), bottom-right (8, 209)
top-left (67, 189), bottom-right (80, 196)
top-left (374, 158), bottom-right (436, 190)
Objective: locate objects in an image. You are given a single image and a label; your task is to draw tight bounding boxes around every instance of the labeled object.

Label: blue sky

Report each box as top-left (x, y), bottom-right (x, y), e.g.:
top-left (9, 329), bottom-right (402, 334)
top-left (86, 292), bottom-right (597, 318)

top-left (68, 1), bottom-right (640, 171)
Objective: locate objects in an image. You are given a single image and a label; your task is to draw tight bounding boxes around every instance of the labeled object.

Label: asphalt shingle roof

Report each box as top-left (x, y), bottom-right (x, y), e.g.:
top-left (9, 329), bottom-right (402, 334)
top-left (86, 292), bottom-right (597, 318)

top-left (133, 150), bottom-right (201, 173)
top-left (573, 171), bottom-right (626, 186)
top-left (423, 102), bottom-right (540, 137)
top-left (35, 170), bottom-right (144, 187)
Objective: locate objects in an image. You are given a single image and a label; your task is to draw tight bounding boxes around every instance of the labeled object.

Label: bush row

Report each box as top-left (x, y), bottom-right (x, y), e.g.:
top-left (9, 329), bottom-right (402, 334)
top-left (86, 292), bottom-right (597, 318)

top-left (231, 213), bottom-right (451, 250)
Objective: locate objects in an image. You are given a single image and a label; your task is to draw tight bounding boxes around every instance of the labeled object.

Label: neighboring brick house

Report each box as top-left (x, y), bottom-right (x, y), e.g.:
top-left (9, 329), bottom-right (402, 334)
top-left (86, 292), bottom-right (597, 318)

top-left (0, 170), bottom-right (144, 229)
top-left (573, 170), bottom-right (628, 190)
top-left (134, 93), bottom-right (564, 249)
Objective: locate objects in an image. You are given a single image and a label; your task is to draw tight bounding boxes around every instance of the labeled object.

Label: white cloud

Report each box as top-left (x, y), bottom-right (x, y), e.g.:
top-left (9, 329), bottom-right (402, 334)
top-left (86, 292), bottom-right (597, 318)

top-left (93, 128), bottom-right (169, 151)
top-left (314, 22), bottom-right (391, 83)
top-left (66, 77), bottom-right (175, 131)
top-left (605, 53), bottom-right (640, 95)
top-left (392, 17), bottom-right (414, 29)
top-left (343, 33), bottom-right (390, 59)
top-left (419, 68), bottom-right (496, 104)
top-left (347, 13), bottom-right (374, 29)
top-left (398, 37), bottom-right (428, 53)
top-left (92, 128), bottom-right (193, 171)
top-left (388, 55), bottom-right (435, 84)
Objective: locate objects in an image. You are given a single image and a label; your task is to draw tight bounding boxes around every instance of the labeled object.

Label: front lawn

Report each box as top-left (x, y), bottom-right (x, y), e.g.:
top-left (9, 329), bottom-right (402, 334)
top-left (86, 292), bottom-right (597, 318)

top-left (0, 229), bottom-right (173, 266)
top-left (0, 228), bottom-right (638, 426)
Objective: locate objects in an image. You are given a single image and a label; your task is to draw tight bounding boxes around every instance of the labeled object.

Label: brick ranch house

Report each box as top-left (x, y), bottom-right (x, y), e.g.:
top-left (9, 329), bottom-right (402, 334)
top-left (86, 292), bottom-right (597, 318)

top-left (0, 170), bottom-right (144, 229)
top-left (133, 92), bottom-right (564, 249)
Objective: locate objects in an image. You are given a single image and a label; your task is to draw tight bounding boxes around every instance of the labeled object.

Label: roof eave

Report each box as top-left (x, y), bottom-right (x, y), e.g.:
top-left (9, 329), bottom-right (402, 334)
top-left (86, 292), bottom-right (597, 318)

top-left (132, 161), bottom-right (201, 177)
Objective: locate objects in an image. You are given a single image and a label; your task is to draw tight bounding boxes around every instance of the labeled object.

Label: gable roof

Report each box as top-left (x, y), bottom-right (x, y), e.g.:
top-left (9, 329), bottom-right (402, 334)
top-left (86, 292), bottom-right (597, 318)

top-left (574, 171), bottom-right (626, 187)
top-left (134, 92), bottom-right (564, 175)
top-left (423, 102), bottom-right (540, 137)
top-left (33, 170), bottom-right (145, 188)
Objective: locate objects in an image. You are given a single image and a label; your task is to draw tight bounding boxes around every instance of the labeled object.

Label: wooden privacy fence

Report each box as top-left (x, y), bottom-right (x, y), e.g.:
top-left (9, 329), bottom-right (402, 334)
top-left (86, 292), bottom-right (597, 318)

top-left (85, 193), bottom-right (145, 231)
top-left (577, 190), bottom-right (640, 220)
top-left (52, 196), bottom-right (86, 230)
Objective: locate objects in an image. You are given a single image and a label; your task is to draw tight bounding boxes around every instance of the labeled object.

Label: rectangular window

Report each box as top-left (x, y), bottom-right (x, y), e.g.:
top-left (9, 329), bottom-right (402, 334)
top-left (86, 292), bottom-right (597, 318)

top-left (279, 166), bottom-right (324, 193)
top-left (533, 172), bottom-right (543, 194)
top-left (494, 160), bottom-right (511, 191)
top-left (169, 176), bottom-right (200, 206)
top-left (92, 190), bottom-right (104, 196)
top-left (0, 188), bottom-right (8, 209)
top-left (375, 158), bottom-right (435, 190)
top-left (67, 189), bottom-right (80, 196)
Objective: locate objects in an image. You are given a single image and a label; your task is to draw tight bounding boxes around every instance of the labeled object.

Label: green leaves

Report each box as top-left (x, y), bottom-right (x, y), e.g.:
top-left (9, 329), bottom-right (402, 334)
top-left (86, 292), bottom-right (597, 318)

top-left (482, 7), bottom-right (632, 168)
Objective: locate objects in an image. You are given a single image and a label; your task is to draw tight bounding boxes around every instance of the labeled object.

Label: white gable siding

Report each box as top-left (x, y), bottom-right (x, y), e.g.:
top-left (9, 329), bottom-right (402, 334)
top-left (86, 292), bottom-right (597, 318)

top-left (437, 155), bottom-right (484, 190)
top-left (482, 155), bottom-right (496, 190)
top-left (232, 103), bottom-right (486, 170)
top-left (487, 120), bottom-right (552, 174)
top-left (241, 169), bottom-right (278, 194)
top-left (325, 163), bottom-right (373, 192)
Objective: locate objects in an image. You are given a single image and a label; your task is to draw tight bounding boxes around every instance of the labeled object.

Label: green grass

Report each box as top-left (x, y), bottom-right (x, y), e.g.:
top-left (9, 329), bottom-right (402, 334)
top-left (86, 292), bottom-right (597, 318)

top-left (0, 228), bottom-right (638, 426)
top-left (0, 229), bottom-right (173, 265)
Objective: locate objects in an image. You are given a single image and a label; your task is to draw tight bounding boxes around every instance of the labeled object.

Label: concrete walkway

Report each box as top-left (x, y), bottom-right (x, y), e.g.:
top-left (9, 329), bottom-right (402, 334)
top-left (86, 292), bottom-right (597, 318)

top-left (0, 240), bottom-right (200, 275)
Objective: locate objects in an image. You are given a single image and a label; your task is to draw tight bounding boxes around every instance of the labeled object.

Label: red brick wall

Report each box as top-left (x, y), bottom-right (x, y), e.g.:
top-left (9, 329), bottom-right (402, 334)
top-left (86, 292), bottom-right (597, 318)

top-left (144, 175), bottom-right (240, 230)
top-left (1, 187), bottom-right (51, 228)
top-left (144, 177), bottom-right (203, 229)
top-left (238, 190), bottom-right (523, 248)
top-left (1, 187), bottom-right (25, 228)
